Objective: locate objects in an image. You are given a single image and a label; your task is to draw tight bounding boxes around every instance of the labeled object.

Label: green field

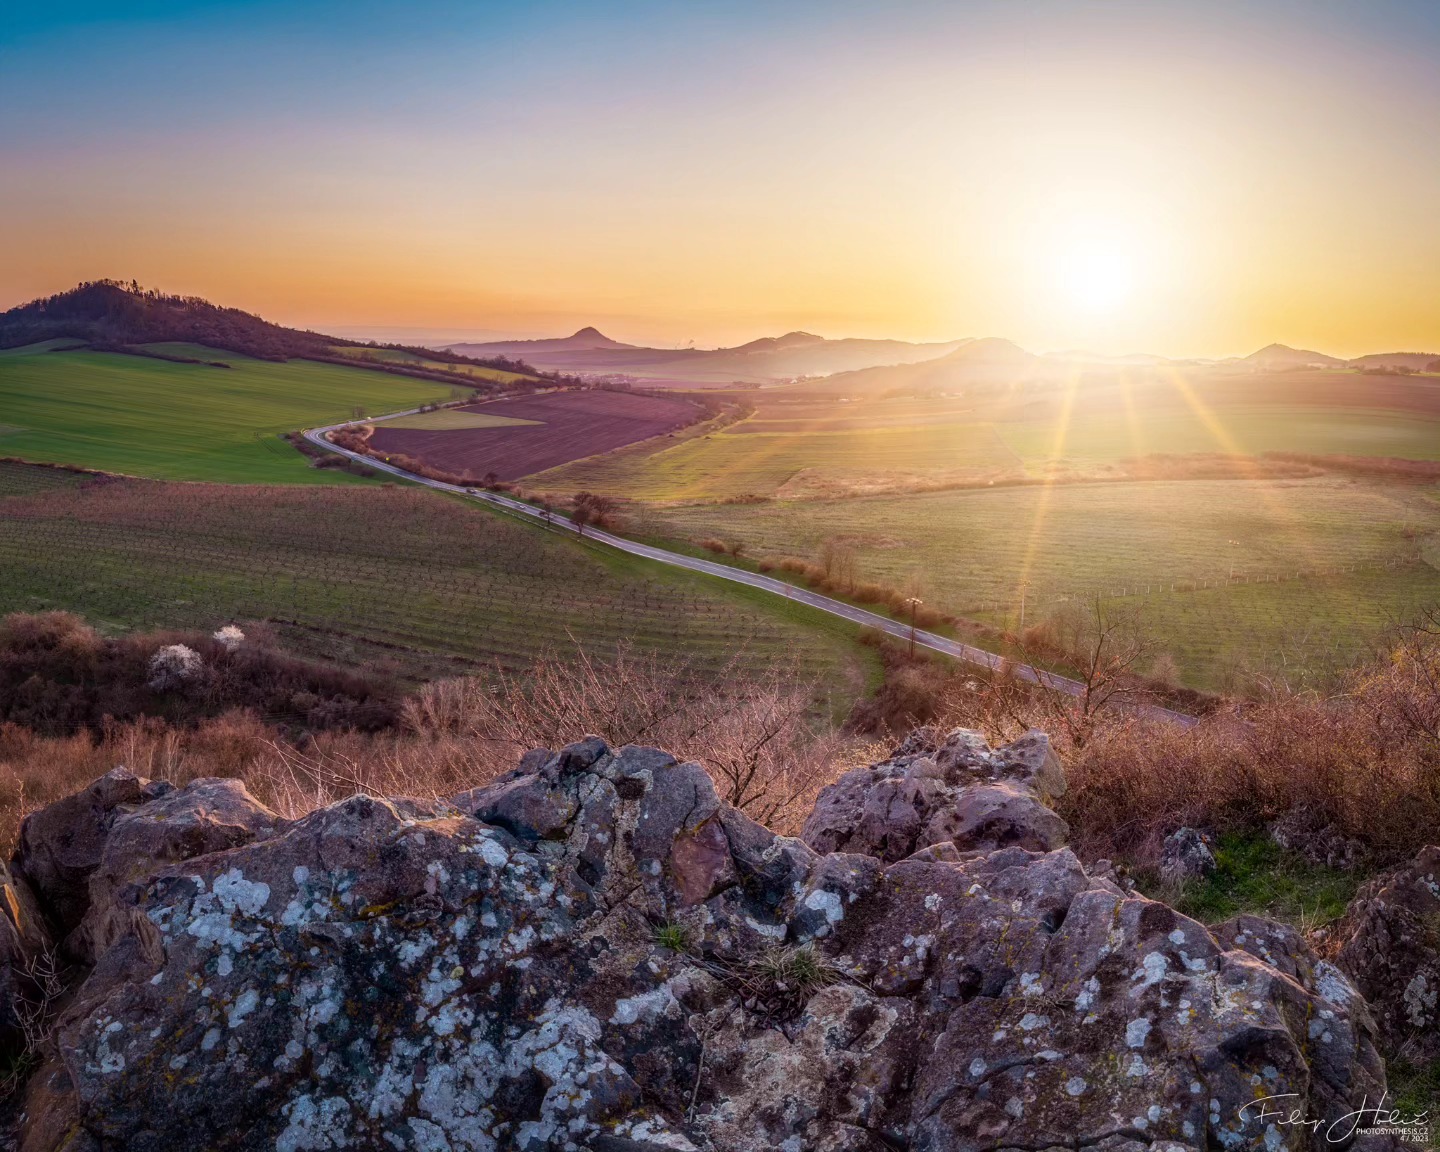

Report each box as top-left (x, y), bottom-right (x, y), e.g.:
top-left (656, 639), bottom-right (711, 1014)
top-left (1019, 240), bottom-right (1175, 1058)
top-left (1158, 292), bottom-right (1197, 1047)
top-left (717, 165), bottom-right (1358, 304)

top-left (1077, 564), bottom-right (1440, 691)
top-left (998, 405), bottom-right (1440, 465)
top-left (0, 465), bottom-right (867, 695)
top-left (531, 420), bottom-right (1020, 499)
top-left (636, 476), bottom-right (1440, 690)
top-left (529, 395), bottom-right (1440, 501)
top-left (376, 409), bottom-right (541, 430)
top-left (0, 343), bottom-right (451, 482)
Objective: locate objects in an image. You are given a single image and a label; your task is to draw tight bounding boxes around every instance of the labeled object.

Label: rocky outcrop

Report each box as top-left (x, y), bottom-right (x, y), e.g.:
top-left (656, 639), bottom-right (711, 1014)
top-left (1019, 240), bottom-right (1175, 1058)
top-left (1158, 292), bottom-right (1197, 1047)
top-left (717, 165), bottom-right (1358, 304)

top-left (0, 731), bottom-right (1405, 1151)
top-left (801, 727), bottom-right (1068, 860)
top-left (1158, 827), bottom-right (1217, 886)
top-left (16, 768), bottom-right (174, 940)
top-left (1335, 844), bottom-right (1440, 1059)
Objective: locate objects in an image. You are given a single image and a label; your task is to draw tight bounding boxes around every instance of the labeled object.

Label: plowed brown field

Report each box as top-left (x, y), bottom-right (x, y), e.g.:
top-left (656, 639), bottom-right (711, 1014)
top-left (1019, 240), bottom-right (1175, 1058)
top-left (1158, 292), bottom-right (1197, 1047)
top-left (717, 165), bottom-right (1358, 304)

top-left (369, 390), bottom-right (701, 480)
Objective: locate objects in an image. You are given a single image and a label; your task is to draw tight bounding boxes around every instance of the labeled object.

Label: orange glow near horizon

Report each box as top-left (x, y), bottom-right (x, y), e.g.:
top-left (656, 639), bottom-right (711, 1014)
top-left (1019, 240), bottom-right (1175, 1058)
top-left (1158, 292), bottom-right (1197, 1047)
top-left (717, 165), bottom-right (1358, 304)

top-left (4, 3), bottom-right (1440, 357)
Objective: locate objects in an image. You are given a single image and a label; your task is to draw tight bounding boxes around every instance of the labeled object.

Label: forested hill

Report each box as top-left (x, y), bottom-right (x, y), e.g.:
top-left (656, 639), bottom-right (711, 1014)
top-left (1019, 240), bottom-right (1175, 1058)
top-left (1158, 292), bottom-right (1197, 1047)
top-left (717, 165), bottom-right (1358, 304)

top-left (0, 280), bottom-right (348, 359)
top-left (0, 281), bottom-right (540, 379)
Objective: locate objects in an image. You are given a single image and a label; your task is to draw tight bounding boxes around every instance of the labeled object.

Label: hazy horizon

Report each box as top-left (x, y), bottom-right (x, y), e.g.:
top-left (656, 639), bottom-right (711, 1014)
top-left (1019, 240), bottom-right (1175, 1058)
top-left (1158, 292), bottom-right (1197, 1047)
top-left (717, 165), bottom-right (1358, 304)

top-left (6, 0), bottom-right (1440, 358)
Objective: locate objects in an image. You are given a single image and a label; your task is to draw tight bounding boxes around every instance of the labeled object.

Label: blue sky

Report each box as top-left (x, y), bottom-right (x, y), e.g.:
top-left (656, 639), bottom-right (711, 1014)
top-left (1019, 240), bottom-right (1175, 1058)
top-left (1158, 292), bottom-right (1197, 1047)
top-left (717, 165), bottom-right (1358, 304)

top-left (4, 1), bottom-right (1440, 353)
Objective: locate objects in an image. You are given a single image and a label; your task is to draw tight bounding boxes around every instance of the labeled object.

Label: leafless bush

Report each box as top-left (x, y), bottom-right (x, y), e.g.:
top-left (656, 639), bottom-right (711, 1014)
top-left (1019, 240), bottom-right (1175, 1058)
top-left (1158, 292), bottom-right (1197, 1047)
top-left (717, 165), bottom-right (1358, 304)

top-left (402, 643), bottom-right (865, 832)
top-left (0, 943), bottom-right (67, 1100)
top-left (1057, 626), bottom-right (1440, 866)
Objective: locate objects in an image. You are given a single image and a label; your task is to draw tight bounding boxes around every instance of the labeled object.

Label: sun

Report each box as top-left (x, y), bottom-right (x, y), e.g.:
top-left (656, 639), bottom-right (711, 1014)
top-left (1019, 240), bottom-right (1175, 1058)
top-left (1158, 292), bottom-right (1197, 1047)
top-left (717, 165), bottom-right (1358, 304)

top-left (1058, 237), bottom-right (1135, 313)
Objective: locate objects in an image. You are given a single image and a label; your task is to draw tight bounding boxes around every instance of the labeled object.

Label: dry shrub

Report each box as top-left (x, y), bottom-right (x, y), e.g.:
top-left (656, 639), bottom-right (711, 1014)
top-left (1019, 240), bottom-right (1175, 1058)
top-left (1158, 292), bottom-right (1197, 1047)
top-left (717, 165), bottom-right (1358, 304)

top-left (1057, 635), bottom-right (1440, 867)
top-left (401, 644), bottom-right (863, 833)
top-left (0, 711), bottom-right (274, 855)
top-left (0, 612), bottom-right (398, 736)
top-left (0, 645), bottom-right (867, 847)
top-left (852, 619), bottom-right (1440, 870)
top-left (244, 728), bottom-right (486, 821)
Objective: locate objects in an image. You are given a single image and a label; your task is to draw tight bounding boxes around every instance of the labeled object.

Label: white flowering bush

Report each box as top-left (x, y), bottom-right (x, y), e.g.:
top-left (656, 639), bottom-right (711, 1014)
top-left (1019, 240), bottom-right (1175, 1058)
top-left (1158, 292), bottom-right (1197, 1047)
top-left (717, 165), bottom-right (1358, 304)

top-left (212, 625), bottom-right (245, 652)
top-left (148, 643), bottom-right (203, 691)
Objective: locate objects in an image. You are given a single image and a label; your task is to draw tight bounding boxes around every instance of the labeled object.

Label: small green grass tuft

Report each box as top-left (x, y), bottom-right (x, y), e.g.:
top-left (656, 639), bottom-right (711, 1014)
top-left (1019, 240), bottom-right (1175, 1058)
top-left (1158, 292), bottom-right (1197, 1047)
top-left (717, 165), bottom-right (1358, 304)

top-left (754, 944), bottom-right (840, 998)
top-left (1171, 832), bottom-right (1361, 927)
top-left (1386, 1055), bottom-right (1440, 1128)
top-left (652, 923), bottom-right (692, 953)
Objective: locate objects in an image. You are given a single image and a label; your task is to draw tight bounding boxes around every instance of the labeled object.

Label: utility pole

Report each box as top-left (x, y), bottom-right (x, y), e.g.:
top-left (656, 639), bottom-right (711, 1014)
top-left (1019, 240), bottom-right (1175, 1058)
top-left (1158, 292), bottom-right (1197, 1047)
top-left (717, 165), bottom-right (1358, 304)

top-left (903, 597), bottom-right (923, 658)
top-left (1017, 580), bottom-right (1030, 635)
top-left (1228, 539), bottom-right (1240, 581)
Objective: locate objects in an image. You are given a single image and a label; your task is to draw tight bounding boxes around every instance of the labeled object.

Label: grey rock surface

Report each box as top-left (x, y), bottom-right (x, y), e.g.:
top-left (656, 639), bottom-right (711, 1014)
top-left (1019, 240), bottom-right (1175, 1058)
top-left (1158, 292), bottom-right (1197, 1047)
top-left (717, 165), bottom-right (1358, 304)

top-left (2, 735), bottom-right (1403, 1151)
top-left (801, 728), bottom-right (1069, 860)
top-left (1335, 844), bottom-right (1440, 1059)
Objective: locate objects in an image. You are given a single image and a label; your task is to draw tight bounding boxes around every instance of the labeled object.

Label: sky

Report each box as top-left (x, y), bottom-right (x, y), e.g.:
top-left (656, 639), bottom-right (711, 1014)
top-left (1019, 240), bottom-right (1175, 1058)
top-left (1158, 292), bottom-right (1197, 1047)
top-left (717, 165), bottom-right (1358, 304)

top-left (4, 0), bottom-right (1440, 357)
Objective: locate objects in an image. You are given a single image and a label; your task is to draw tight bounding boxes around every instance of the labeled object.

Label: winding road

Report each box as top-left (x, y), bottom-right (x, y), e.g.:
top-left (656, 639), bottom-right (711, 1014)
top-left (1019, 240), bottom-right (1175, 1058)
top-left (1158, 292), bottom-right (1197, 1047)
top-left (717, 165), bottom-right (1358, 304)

top-left (304, 413), bottom-right (1198, 728)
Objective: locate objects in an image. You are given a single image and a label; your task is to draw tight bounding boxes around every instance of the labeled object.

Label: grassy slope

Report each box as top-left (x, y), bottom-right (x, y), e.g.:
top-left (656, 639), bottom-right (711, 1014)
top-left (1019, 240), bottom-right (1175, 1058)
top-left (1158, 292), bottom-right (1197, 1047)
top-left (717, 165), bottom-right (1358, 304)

top-left (529, 420), bottom-right (1019, 499)
top-left (0, 343), bottom-right (452, 482)
top-left (0, 467), bottom-right (869, 699)
top-left (999, 405), bottom-right (1440, 464)
top-left (636, 476), bottom-right (1440, 690)
top-left (327, 345), bottom-right (535, 386)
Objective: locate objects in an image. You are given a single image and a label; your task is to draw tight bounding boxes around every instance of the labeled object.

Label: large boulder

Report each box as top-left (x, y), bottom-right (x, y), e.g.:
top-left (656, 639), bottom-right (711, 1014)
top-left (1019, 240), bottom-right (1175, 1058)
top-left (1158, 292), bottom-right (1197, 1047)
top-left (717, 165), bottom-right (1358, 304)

top-left (1335, 844), bottom-right (1440, 1059)
top-left (67, 777), bottom-right (283, 965)
top-left (7, 739), bottom-right (1404, 1151)
top-left (1159, 826), bottom-right (1217, 886)
top-left (801, 728), bottom-right (1068, 860)
top-left (15, 768), bottom-right (173, 939)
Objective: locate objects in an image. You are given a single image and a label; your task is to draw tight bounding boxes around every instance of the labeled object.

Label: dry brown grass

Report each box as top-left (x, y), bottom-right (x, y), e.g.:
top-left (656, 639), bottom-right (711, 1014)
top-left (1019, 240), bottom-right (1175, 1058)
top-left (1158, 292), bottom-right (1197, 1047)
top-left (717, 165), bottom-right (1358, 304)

top-left (5, 620), bottom-right (1438, 874)
top-left (0, 645), bottom-right (877, 851)
top-left (848, 619), bottom-right (1440, 870)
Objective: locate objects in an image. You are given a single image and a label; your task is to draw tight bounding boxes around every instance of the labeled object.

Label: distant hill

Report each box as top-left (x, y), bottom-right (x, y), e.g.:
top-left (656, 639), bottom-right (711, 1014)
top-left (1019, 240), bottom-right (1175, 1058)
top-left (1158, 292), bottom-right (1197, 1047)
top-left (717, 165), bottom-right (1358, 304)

top-left (730, 331), bottom-right (826, 353)
top-left (446, 329), bottom-right (966, 385)
top-left (805, 335), bottom-right (1053, 396)
top-left (0, 280), bottom-right (340, 360)
top-left (1347, 351), bottom-right (1440, 371)
top-left (0, 282), bottom-right (545, 384)
top-left (1244, 343), bottom-right (1345, 369)
top-left (937, 336), bottom-right (1031, 365)
top-left (456, 326), bottom-right (636, 355)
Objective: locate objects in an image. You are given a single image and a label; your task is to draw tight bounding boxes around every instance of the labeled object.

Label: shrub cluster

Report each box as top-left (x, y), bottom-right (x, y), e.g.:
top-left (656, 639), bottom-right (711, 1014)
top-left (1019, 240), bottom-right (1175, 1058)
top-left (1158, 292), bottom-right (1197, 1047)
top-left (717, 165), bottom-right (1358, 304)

top-left (0, 612), bottom-right (398, 737)
top-left (769, 555), bottom-right (951, 626)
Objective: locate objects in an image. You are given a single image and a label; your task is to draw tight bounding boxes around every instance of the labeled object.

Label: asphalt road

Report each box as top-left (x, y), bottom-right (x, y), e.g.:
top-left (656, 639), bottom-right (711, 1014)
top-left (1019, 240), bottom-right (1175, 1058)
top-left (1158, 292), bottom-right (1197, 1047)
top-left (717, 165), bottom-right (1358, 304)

top-left (304, 414), bottom-right (1198, 728)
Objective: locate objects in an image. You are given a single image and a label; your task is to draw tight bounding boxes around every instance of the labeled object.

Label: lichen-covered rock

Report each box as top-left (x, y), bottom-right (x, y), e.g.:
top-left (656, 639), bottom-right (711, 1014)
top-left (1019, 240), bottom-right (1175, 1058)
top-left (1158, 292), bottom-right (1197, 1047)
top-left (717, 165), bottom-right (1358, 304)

top-left (1335, 844), bottom-right (1440, 1058)
top-left (801, 729), bottom-right (1069, 861)
top-left (1158, 826), bottom-right (1217, 885)
top-left (1271, 806), bottom-right (1366, 871)
top-left (67, 777), bottom-right (283, 966)
top-left (10, 737), bottom-right (1404, 1152)
top-left (16, 768), bottom-right (173, 938)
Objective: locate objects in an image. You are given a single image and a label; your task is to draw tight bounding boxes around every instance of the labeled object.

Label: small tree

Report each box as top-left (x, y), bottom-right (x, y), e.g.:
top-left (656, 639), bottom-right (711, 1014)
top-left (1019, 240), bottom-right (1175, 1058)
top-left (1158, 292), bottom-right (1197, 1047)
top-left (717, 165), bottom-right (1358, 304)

top-left (148, 644), bottom-right (203, 692)
top-left (1006, 595), bottom-right (1153, 745)
top-left (572, 491), bottom-right (618, 533)
top-left (818, 538), bottom-right (858, 591)
top-left (212, 625), bottom-right (245, 652)
top-left (1054, 595), bottom-right (1153, 743)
